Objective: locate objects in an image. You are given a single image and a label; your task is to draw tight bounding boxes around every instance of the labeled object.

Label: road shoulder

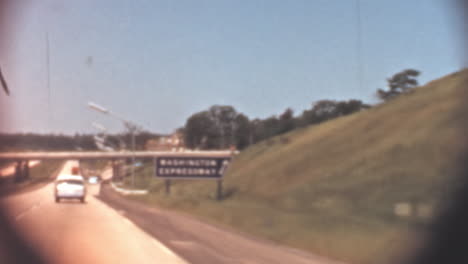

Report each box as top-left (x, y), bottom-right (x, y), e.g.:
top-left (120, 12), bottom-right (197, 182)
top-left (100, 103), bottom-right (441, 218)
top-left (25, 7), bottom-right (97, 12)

top-left (97, 182), bottom-right (345, 264)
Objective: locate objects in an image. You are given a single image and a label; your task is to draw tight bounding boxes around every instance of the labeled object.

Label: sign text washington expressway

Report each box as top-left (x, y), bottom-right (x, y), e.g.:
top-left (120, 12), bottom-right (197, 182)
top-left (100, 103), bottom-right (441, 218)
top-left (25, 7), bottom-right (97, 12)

top-left (155, 156), bottom-right (231, 179)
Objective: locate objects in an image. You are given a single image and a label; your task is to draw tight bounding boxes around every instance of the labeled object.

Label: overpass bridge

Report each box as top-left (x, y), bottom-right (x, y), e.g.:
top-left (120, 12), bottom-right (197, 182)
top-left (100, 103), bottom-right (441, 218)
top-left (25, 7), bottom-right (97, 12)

top-left (0, 150), bottom-right (233, 182)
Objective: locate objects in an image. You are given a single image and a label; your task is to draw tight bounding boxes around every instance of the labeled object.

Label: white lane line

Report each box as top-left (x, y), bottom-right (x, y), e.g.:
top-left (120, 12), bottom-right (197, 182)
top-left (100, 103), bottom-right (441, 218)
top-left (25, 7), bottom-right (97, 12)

top-left (120, 212), bottom-right (188, 262)
top-left (96, 199), bottom-right (189, 263)
top-left (15, 211), bottom-right (28, 221)
top-left (117, 209), bottom-right (126, 215)
top-left (122, 218), bottom-right (135, 227)
top-left (152, 239), bottom-right (177, 257)
top-left (121, 216), bottom-right (176, 257)
top-left (15, 202), bottom-right (41, 221)
top-left (32, 202), bottom-right (41, 209)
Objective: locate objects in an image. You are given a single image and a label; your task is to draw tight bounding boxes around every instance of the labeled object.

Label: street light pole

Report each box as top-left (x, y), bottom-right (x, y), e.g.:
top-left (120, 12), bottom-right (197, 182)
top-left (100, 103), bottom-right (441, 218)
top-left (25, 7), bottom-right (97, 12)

top-left (88, 101), bottom-right (139, 187)
top-left (92, 122), bottom-right (107, 132)
top-left (92, 122), bottom-right (118, 152)
top-left (124, 121), bottom-right (137, 187)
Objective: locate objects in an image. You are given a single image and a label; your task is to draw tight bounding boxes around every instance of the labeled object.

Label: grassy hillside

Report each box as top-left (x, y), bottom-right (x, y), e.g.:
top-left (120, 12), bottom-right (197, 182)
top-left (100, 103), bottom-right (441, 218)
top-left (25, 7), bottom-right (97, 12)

top-left (122, 69), bottom-right (468, 263)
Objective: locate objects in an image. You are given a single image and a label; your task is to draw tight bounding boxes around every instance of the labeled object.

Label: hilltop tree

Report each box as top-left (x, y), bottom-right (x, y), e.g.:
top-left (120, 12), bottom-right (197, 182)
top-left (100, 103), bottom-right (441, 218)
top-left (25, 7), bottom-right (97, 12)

top-left (377, 69), bottom-right (420, 101)
top-left (184, 105), bottom-right (248, 150)
top-left (299, 100), bottom-right (339, 125)
top-left (233, 113), bottom-right (251, 150)
top-left (299, 99), bottom-right (369, 127)
top-left (336, 99), bottom-right (370, 115)
top-left (250, 118), bottom-right (266, 143)
top-left (182, 100), bottom-right (370, 150)
top-left (262, 116), bottom-right (281, 139)
top-left (278, 108), bottom-right (295, 134)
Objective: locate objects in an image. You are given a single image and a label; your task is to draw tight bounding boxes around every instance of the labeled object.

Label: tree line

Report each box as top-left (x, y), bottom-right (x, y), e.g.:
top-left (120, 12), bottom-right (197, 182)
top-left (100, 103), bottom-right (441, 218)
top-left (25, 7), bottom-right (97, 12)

top-left (0, 132), bottom-right (161, 151)
top-left (183, 100), bottom-right (371, 150)
top-left (0, 133), bottom-right (96, 151)
top-left (183, 68), bottom-right (421, 150)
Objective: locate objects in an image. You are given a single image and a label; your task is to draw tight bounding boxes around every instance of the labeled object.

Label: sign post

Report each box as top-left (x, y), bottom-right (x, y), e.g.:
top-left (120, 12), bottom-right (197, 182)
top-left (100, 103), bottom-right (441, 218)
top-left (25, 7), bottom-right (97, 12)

top-left (165, 179), bottom-right (171, 195)
top-left (217, 179), bottom-right (223, 201)
top-left (155, 156), bottom-right (231, 200)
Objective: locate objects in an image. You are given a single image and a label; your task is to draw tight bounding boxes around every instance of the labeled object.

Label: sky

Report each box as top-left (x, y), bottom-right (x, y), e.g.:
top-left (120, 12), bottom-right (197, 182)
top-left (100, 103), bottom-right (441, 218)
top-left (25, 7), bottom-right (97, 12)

top-left (0, 0), bottom-right (463, 134)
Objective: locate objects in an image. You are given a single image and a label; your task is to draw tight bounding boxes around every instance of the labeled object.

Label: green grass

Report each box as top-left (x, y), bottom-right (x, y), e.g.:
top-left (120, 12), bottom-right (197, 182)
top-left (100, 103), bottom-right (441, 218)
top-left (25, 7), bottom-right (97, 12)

top-left (121, 69), bottom-right (468, 264)
top-left (28, 160), bottom-right (64, 183)
top-left (79, 160), bottom-right (109, 175)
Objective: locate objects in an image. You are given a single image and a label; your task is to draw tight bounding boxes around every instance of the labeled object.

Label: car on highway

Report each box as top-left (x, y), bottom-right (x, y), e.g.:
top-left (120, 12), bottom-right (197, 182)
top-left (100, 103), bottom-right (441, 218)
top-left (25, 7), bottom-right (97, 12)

top-left (54, 174), bottom-right (87, 203)
top-left (87, 175), bottom-right (100, 184)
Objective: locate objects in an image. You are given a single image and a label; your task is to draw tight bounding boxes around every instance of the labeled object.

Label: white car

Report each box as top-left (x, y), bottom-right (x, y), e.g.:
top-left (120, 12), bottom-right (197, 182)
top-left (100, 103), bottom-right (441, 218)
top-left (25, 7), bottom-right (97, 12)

top-left (54, 174), bottom-right (87, 203)
top-left (88, 175), bottom-right (100, 184)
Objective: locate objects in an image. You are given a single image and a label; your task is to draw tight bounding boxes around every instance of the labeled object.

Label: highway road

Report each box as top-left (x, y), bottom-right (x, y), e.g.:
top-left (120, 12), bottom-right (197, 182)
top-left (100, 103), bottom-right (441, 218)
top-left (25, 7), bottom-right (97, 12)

top-left (0, 160), bottom-right (344, 264)
top-left (0, 161), bottom-right (187, 264)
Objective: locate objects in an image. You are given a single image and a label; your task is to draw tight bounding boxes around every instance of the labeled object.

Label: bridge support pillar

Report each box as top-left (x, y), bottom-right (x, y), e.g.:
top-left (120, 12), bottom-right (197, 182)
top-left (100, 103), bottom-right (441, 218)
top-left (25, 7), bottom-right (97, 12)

top-left (23, 160), bottom-right (29, 179)
top-left (112, 160), bottom-right (120, 181)
top-left (14, 161), bottom-right (23, 182)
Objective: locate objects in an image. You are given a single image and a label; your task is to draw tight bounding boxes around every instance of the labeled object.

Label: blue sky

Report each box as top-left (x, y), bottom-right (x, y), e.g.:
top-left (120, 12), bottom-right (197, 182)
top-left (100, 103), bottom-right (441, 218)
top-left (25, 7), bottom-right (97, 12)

top-left (0, 0), bottom-right (462, 134)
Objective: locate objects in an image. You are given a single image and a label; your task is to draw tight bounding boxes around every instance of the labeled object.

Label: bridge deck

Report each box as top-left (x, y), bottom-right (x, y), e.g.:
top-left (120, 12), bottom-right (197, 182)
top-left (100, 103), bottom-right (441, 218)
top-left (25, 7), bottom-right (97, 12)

top-left (0, 151), bottom-right (233, 161)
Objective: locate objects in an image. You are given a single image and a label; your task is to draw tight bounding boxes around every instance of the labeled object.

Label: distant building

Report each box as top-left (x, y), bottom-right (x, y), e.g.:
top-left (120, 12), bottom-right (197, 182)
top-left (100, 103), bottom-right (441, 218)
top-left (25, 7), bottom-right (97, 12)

top-left (145, 132), bottom-right (185, 152)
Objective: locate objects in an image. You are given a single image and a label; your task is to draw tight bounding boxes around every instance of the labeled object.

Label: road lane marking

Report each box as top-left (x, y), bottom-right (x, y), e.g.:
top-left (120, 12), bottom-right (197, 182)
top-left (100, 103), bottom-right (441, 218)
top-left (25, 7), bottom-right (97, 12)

top-left (15, 202), bottom-right (42, 221)
top-left (121, 213), bottom-right (189, 262)
top-left (152, 239), bottom-right (177, 257)
top-left (15, 211), bottom-right (28, 221)
top-left (170, 240), bottom-right (195, 247)
top-left (122, 218), bottom-right (135, 227)
top-left (117, 209), bottom-right (126, 215)
top-left (95, 198), bottom-right (189, 263)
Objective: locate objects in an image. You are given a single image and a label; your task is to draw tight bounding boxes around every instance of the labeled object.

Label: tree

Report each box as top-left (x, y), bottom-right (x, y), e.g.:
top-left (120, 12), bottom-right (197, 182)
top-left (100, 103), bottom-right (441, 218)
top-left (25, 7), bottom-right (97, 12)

top-left (250, 118), bottom-right (267, 143)
top-left (233, 114), bottom-right (251, 150)
top-left (336, 99), bottom-right (370, 115)
top-left (184, 111), bottom-right (217, 149)
top-left (184, 105), bottom-right (255, 149)
top-left (262, 116), bottom-right (281, 139)
top-left (312, 100), bottom-right (338, 122)
top-left (299, 100), bottom-right (341, 125)
top-left (73, 134), bottom-right (97, 150)
top-left (377, 69), bottom-right (420, 101)
top-left (299, 99), bottom-right (370, 127)
top-left (278, 108), bottom-right (295, 134)
top-left (208, 105), bottom-right (238, 149)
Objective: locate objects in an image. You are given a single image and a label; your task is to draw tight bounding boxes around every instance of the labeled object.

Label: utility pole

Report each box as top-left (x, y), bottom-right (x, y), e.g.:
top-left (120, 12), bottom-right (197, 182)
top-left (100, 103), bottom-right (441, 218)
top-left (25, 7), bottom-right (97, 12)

top-left (88, 102), bottom-right (140, 187)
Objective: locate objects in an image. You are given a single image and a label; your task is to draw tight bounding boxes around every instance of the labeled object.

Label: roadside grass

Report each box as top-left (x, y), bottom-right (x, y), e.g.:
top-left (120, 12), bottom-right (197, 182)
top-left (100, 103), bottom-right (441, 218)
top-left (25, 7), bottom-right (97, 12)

top-left (0, 160), bottom-right (64, 195)
top-left (120, 69), bottom-right (468, 264)
top-left (29, 160), bottom-right (64, 182)
top-left (79, 160), bottom-right (109, 175)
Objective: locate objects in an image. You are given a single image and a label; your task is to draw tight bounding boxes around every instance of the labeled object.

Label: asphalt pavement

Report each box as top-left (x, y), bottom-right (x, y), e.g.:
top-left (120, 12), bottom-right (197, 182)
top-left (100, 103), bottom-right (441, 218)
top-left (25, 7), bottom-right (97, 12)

top-left (0, 160), bottom-right (345, 264)
top-left (0, 161), bottom-right (187, 264)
